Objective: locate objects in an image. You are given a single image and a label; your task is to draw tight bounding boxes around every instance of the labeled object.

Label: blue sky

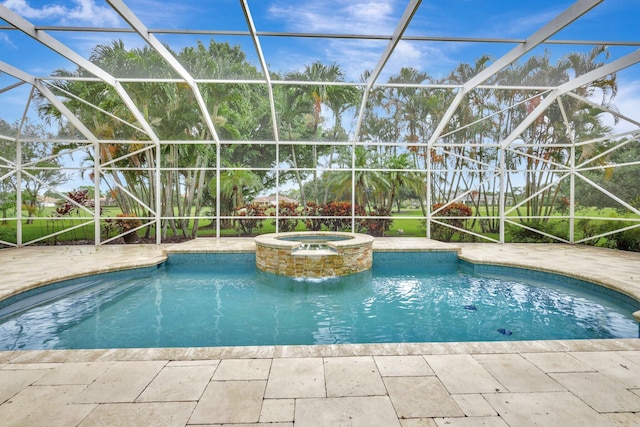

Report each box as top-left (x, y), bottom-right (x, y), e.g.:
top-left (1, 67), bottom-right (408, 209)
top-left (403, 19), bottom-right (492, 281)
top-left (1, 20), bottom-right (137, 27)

top-left (1, 0), bottom-right (640, 128)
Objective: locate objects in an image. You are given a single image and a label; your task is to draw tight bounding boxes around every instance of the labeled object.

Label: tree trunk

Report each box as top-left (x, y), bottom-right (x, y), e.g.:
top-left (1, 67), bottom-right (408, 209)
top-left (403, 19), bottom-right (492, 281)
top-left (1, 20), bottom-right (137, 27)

top-left (289, 125), bottom-right (307, 206)
top-left (191, 158), bottom-right (207, 238)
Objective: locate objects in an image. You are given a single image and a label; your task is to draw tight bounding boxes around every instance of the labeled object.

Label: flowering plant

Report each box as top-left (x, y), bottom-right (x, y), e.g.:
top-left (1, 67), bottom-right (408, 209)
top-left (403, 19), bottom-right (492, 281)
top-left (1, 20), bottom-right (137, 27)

top-left (104, 213), bottom-right (142, 243)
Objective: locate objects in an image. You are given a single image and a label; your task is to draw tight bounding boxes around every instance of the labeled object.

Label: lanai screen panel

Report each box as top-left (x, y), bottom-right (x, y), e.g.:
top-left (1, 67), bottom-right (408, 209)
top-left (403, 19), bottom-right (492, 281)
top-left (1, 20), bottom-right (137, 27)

top-left (0, 0), bottom-right (638, 247)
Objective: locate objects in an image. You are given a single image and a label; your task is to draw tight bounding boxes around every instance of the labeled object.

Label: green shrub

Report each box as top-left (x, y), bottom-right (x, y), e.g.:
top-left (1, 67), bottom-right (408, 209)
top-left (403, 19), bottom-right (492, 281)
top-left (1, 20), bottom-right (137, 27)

top-left (576, 218), bottom-right (600, 243)
top-left (606, 224), bottom-right (640, 252)
top-left (271, 201), bottom-right (299, 232)
top-left (506, 220), bottom-right (569, 243)
top-left (321, 201), bottom-right (365, 232)
top-left (431, 202), bottom-right (473, 241)
top-left (361, 206), bottom-right (392, 236)
top-left (302, 201), bottom-right (323, 231)
top-left (234, 203), bottom-right (267, 235)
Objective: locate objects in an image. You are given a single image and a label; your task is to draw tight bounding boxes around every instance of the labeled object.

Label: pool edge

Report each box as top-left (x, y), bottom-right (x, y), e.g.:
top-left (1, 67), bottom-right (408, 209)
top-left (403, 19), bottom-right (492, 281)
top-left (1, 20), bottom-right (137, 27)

top-left (1, 239), bottom-right (639, 320)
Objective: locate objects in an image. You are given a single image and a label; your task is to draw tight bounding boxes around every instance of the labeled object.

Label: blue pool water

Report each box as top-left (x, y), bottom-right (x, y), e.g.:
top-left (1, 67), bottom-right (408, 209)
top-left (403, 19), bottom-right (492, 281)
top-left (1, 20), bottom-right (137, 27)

top-left (278, 235), bottom-right (352, 242)
top-left (0, 252), bottom-right (638, 350)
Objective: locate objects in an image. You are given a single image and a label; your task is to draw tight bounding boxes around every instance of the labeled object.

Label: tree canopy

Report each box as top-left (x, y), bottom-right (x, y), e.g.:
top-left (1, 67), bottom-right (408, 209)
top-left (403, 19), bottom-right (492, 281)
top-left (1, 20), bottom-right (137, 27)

top-left (5, 38), bottom-right (633, 244)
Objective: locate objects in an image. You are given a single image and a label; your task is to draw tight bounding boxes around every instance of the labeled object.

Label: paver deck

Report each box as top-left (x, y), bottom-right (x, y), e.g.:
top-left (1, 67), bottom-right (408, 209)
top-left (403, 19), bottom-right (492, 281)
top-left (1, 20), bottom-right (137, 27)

top-left (1, 239), bottom-right (639, 426)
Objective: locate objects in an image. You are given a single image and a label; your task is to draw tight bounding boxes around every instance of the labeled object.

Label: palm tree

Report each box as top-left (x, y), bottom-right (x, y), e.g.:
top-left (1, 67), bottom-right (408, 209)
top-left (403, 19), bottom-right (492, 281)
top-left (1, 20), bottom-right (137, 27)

top-left (383, 152), bottom-right (424, 212)
top-left (280, 62), bottom-right (355, 204)
top-left (327, 146), bottom-right (390, 209)
top-left (480, 47), bottom-right (618, 231)
top-left (37, 38), bottom-right (272, 238)
top-left (210, 164), bottom-right (263, 215)
top-left (384, 68), bottom-right (431, 150)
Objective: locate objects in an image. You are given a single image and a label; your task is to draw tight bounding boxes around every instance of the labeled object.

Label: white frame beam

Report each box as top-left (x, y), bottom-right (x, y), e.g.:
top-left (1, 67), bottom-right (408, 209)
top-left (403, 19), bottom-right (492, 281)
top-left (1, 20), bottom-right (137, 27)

top-left (428, 0), bottom-right (603, 148)
top-left (0, 0), bottom-right (638, 247)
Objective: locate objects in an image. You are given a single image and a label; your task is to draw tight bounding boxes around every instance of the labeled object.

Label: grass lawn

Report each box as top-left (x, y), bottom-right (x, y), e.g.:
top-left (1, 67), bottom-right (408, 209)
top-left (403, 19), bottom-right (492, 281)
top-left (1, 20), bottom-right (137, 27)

top-left (387, 210), bottom-right (426, 236)
top-left (1, 205), bottom-right (637, 245)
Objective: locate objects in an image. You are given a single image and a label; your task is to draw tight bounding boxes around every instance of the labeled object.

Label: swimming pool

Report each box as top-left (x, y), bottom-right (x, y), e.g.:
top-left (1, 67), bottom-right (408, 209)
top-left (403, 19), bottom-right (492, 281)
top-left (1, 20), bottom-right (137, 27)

top-left (0, 252), bottom-right (638, 350)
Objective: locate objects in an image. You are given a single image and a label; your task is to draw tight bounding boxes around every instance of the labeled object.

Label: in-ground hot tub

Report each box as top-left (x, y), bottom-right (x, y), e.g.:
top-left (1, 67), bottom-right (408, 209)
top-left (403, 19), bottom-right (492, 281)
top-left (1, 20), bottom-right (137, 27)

top-left (254, 232), bottom-right (374, 278)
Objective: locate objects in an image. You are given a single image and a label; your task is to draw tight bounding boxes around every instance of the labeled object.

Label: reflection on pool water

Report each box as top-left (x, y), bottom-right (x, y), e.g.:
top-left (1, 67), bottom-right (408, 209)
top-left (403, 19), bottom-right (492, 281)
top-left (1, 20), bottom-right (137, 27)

top-left (0, 252), bottom-right (638, 350)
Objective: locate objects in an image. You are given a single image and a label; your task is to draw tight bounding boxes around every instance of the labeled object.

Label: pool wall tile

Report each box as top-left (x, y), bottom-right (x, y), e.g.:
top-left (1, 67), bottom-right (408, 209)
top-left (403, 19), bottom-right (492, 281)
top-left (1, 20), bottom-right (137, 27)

top-left (165, 253), bottom-right (255, 272)
top-left (461, 260), bottom-right (639, 310)
top-left (374, 251), bottom-right (458, 265)
top-left (373, 251), bottom-right (459, 275)
top-left (0, 266), bottom-right (158, 315)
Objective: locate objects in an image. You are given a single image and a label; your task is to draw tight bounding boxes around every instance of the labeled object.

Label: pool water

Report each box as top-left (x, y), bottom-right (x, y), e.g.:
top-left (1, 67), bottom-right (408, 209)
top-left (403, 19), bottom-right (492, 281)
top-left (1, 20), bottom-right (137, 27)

top-left (278, 235), bottom-right (352, 242)
top-left (279, 234), bottom-right (348, 253)
top-left (0, 253), bottom-right (637, 350)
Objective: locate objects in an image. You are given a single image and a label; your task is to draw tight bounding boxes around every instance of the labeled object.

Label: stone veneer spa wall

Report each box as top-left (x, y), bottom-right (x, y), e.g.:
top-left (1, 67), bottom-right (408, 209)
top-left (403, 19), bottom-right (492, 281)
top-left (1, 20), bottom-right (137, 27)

top-left (254, 232), bottom-right (374, 278)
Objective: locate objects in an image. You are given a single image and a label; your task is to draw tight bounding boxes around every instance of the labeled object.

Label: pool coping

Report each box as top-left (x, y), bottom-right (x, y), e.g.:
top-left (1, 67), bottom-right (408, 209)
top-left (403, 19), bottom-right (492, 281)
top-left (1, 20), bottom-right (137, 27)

top-left (254, 231), bottom-right (374, 250)
top-left (2, 338), bottom-right (640, 364)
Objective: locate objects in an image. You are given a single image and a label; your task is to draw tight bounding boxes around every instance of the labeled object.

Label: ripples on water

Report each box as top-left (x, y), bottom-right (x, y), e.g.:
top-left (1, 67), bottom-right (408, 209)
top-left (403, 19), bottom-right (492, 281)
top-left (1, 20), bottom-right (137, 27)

top-left (0, 256), bottom-right (637, 350)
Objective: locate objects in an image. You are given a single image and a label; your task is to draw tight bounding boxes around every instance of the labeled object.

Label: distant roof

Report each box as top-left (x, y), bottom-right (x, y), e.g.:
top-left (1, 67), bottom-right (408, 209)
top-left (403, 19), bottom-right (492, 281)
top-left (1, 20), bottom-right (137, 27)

top-left (254, 195), bottom-right (298, 205)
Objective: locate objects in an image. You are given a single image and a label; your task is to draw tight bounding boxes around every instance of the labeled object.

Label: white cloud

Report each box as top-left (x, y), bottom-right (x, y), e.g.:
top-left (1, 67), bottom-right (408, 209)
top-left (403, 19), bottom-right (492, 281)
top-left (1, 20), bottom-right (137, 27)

top-left (2, 0), bottom-right (120, 26)
top-left (497, 9), bottom-right (561, 38)
top-left (266, 0), bottom-right (449, 81)
top-left (343, 1), bottom-right (394, 31)
top-left (0, 32), bottom-right (17, 49)
top-left (321, 39), bottom-right (435, 83)
top-left (604, 77), bottom-right (640, 134)
top-left (268, 0), bottom-right (398, 35)
top-left (116, 0), bottom-right (199, 28)
top-left (2, 0), bottom-right (66, 19)
top-left (321, 39), bottom-right (385, 80)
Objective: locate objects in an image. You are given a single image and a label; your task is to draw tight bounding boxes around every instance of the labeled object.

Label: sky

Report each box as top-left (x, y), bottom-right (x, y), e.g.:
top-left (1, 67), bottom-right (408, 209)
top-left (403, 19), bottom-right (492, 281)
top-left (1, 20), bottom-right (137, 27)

top-left (1, 0), bottom-right (640, 128)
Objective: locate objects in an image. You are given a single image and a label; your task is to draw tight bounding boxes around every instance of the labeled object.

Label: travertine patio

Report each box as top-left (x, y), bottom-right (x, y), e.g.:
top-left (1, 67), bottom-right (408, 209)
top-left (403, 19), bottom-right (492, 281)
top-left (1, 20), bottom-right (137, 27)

top-left (1, 240), bottom-right (639, 426)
